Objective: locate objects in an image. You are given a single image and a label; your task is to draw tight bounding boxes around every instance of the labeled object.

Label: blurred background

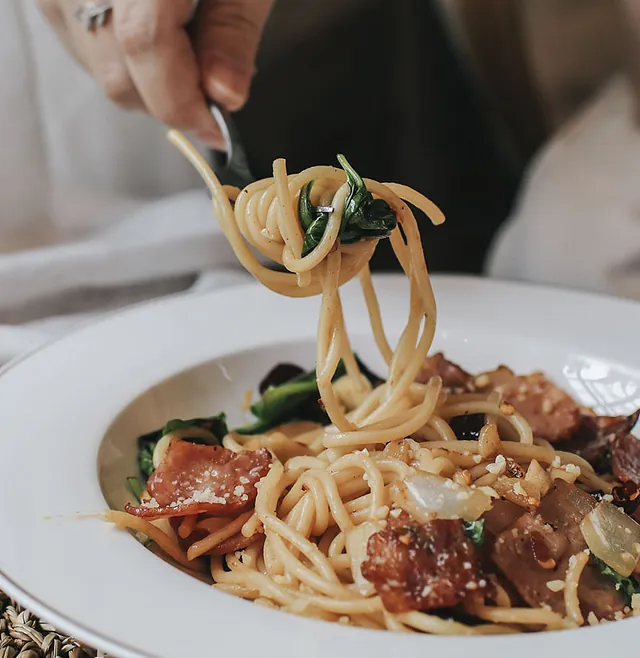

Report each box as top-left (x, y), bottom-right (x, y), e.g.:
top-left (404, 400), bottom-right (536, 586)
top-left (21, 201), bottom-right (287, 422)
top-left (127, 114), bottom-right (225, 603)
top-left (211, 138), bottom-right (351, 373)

top-left (237, 0), bottom-right (626, 274)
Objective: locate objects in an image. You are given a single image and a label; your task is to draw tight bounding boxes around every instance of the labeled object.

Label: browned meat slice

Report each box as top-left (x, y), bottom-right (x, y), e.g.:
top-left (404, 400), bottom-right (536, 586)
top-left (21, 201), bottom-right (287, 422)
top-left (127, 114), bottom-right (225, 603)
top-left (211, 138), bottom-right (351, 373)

top-left (125, 441), bottom-right (271, 519)
top-left (612, 432), bottom-right (640, 484)
top-left (492, 481), bottom-right (625, 621)
top-left (416, 353), bottom-right (473, 392)
top-left (483, 372), bottom-right (580, 442)
top-left (493, 513), bottom-right (625, 619)
top-left (559, 410), bottom-right (640, 471)
top-left (482, 499), bottom-right (522, 537)
top-left (537, 480), bottom-right (596, 550)
top-left (361, 515), bottom-right (487, 613)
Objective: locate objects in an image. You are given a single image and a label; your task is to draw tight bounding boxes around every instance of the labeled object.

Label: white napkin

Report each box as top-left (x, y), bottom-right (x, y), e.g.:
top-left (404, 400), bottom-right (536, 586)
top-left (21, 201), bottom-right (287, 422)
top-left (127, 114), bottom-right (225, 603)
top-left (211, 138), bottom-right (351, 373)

top-left (0, 188), bottom-right (253, 364)
top-left (487, 77), bottom-right (640, 299)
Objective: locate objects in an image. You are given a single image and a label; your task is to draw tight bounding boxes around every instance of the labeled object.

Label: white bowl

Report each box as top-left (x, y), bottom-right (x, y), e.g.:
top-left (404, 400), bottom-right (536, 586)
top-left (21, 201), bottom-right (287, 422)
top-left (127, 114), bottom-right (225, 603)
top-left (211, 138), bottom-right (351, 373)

top-left (0, 274), bottom-right (638, 658)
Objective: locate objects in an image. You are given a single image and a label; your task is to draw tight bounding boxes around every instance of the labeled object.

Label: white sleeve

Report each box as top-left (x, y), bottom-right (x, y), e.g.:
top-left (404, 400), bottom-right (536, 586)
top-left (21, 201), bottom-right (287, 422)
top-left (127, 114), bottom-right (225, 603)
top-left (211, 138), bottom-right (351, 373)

top-left (486, 77), bottom-right (640, 300)
top-left (0, 0), bottom-right (50, 244)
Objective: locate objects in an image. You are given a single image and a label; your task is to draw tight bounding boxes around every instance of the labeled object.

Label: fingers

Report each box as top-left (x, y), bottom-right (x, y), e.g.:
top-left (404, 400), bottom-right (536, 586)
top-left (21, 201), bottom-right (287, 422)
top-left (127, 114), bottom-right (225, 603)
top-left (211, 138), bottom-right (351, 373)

top-left (195, 0), bottom-right (274, 110)
top-left (113, 0), bottom-right (223, 146)
top-left (38, 0), bottom-right (269, 147)
top-left (44, 0), bottom-right (143, 110)
top-left (72, 22), bottom-right (144, 110)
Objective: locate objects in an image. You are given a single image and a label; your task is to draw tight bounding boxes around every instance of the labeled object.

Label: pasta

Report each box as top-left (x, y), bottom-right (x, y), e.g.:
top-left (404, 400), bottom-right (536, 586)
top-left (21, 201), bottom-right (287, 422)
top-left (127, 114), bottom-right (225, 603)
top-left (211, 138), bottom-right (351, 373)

top-left (108, 133), bottom-right (640, 634)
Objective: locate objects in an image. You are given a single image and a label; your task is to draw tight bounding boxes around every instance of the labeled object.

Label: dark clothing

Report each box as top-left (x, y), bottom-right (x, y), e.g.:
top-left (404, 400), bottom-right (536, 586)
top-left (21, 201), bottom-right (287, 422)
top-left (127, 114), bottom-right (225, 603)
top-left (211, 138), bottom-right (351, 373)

top-left (234, 0), bottom-right (519, 274)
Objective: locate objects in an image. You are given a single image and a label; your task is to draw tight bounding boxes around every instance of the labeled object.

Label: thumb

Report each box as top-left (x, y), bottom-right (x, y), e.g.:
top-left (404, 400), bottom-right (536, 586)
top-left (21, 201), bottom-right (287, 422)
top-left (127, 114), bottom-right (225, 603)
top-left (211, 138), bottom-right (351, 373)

top-left (195, 0), bottom-right (273, 111)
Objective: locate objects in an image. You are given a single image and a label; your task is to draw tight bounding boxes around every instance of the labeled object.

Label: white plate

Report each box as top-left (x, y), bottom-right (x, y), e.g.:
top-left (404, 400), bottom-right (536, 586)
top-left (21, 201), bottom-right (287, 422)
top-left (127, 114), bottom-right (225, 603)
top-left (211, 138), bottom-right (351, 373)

top-left (0, 274), bottom-right (639, 658)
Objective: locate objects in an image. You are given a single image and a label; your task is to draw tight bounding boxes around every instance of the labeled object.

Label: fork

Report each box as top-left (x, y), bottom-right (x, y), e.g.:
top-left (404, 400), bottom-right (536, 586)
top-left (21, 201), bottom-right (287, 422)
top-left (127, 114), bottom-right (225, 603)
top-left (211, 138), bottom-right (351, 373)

top-left (208, 101), bottom-right (255, 190)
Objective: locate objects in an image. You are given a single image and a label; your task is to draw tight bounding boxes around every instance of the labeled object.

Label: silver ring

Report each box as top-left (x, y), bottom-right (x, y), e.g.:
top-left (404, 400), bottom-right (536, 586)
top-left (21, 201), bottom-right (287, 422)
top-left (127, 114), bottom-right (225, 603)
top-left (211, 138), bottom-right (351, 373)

top-left (74, 1), bottom-right (112, 32)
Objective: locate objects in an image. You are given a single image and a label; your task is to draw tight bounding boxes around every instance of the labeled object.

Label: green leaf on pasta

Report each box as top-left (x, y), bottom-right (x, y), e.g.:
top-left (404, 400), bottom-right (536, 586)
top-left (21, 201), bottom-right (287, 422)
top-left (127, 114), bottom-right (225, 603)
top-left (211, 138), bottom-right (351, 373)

top-left (235, 355), bottom-right (382, 435)
top-left (298, 157), bottom-right (397, 256)
top-left (463, 519), bottom-right (485, 547)
top-left (591, 553), bottom-right (640, 605)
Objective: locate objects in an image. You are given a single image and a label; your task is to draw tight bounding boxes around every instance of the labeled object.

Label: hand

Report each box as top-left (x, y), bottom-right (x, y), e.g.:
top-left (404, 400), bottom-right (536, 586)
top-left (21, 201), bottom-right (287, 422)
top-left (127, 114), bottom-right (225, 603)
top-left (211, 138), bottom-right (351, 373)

top-left (38, 0), bottom-right (273, 148)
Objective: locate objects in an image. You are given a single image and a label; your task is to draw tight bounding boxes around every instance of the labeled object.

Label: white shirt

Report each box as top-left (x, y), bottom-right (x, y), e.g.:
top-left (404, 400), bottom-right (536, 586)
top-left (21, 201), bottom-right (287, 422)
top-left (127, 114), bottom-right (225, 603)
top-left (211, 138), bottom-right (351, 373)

top-left (487, 78), bottom-right (640, 301)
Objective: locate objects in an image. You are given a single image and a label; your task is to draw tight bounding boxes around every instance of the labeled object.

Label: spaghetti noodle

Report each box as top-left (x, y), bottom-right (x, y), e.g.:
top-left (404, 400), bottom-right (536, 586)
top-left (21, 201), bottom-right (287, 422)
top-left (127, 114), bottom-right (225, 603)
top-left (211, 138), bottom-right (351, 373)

top-left (108, 133), bottom-right (640, 634)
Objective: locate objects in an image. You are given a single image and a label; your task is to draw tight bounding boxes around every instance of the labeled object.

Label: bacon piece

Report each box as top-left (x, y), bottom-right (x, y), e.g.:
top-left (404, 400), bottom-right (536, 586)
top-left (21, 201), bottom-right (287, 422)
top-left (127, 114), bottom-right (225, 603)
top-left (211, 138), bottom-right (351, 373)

top-left (492, 481), bottom-right (625, 621)
top-left (482, 499), bottom-right (522, 537)
top-left (361, 514), bottom-right (487, 613)
top-left (126, 441), bottom-right (271, 519)
top-left (481, 371), bottom-right (580, 442)
top-left (416, 353), bottom-right (473, 392)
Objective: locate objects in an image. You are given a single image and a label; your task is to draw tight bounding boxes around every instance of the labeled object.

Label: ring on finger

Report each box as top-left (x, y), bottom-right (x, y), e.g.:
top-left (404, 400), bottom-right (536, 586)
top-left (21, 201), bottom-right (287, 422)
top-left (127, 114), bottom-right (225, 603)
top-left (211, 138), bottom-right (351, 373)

top-left (74, 1), bottom-right (112, 32)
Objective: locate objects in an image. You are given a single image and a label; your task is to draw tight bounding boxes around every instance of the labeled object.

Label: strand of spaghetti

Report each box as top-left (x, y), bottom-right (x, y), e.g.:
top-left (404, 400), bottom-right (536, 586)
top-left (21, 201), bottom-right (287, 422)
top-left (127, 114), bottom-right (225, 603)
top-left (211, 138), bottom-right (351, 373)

top-left (188, 511), bottom-right (253, 560)
top-left (465, 603), bottom-right (569, 629)
top-left (293, 470), bottom-right (353, 532)
top-left (103, 510), bottom-right (192, 568)
top-left (395, 611), bottom-right (477, 635)
top-left (358, 267), bottom-right (393, 364)
top-left (256, 463), bottom-right (340, 583)
top-left (426, 415), bottom-right (458, 441)
top-left (212, 556), bottom-right (295, 606)
top-left (323, 377), bottom-right (441, 447)
top-left (384, 183), bottom-right (447, 226)
top-left (438, 401), bottom-right (533, 444)
top-left (177, 514), bottom-right (198, 539)
top-left (564, 551), bottom-right (589, 626)
top-left (265, 532), bottom-right (349, 597)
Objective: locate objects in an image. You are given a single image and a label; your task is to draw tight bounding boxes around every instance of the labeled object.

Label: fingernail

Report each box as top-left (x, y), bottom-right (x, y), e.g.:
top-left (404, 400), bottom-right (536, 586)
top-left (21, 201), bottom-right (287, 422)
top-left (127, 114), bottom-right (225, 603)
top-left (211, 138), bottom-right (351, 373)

top-left (194, 129), bottom-right (226, 151)
top-left (209, 76), bottom-right (246, 112)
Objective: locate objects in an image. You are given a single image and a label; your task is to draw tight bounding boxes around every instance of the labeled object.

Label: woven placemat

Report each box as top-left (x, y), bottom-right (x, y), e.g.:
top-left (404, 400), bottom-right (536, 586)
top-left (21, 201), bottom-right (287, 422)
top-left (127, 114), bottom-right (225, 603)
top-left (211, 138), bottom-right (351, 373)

top-left (0, 591), bottom-right (108, 658)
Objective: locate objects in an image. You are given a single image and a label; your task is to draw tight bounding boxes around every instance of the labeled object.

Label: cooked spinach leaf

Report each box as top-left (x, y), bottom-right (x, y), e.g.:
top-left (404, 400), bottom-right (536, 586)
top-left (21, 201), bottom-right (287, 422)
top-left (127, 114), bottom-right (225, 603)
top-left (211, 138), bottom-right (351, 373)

top-left (235, 362), bottom-right (346, 435)
top-left (338, 155), bottom-right (397, 244)
top-left (299, 181), bottom-right (332, 257)
top-left (236, 355), bottom-right (382, 435)
top-left (591, 553), bottom-right (640, 604)
top-left (259, 363), bottom-right (305, 395)
top-left (126, 476), bottom-right (144, 503)
top-left (162, 414), bottom-right (228, 441)
top-left (463, 519), bottom-right (485, 548)
top-left (299, 157), bottom-right (397, 257)
top-left (138, 433), bottom-right (158, 481)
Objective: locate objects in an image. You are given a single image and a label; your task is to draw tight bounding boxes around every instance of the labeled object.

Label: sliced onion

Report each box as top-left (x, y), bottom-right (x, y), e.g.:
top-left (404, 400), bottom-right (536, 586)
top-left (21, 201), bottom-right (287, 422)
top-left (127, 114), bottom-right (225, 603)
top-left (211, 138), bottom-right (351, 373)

top-left (346, 521), bottom-right (383, 596)
top-left (580, 502), bottom-right (640, 577)
top-left (391, 472), bottom-right (493, 522)
top-left (152, 434), bottom-right (173, 469)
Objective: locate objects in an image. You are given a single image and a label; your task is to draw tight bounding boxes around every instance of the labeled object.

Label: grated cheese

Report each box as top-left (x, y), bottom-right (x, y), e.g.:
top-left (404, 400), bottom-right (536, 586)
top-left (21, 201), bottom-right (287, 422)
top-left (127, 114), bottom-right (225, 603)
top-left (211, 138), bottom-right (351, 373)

top-left (485, 454), bottom-right (506, 475)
